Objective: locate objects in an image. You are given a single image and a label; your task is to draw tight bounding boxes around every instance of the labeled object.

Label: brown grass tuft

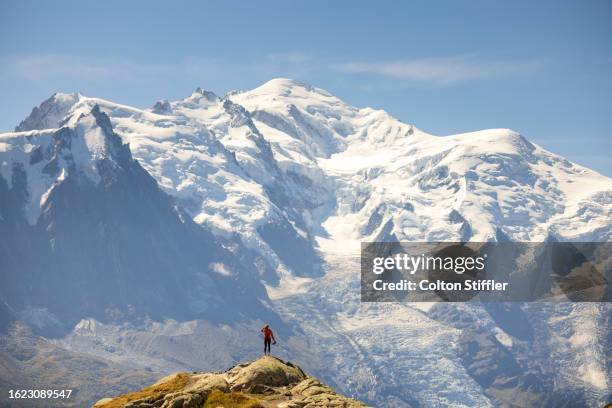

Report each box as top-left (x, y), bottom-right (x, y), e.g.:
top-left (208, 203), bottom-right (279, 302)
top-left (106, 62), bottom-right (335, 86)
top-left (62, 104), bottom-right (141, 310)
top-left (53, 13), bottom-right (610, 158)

top-left (96, 372), bottom-right (191, 408)
top-left (203, 389), bottom-right (264, 408)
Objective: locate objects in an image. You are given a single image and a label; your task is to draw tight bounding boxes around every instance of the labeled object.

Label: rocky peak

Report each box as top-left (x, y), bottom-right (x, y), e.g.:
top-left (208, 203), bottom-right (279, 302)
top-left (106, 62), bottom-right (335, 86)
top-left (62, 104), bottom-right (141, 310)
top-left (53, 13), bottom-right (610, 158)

top-left (15, 92), bottom-right (81, 132)
top-left (151, 99), bottom-right (172, 115)
top-left (93, 356), bottom-right (368, 408)
top-left (189, 87), bottom-right (219, 103)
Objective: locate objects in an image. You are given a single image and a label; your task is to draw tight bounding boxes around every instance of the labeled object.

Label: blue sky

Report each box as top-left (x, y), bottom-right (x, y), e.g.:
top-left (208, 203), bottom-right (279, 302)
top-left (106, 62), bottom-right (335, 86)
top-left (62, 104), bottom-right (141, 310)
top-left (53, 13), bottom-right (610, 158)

top-left (1, 0), bottom-right (611, 175)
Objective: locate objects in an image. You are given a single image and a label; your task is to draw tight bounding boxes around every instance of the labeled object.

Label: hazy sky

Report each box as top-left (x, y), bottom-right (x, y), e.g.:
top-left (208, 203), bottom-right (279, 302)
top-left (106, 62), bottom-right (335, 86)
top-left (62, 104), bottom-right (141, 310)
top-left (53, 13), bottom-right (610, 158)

top-left (1, 0), bottom-right (610, 175)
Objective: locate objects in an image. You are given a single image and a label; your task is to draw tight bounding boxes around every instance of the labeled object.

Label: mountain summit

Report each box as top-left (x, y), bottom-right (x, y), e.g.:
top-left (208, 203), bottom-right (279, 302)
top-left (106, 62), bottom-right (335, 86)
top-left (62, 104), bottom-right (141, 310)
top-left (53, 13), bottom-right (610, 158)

top-left (93, 356), bottom-right (367, 408)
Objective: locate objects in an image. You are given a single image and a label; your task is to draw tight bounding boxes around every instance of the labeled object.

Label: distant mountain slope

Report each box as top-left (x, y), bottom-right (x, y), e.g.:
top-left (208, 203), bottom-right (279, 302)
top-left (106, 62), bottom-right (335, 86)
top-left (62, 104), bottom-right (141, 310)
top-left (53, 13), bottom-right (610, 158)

top-left (0, 322), bottom-right (159, 408)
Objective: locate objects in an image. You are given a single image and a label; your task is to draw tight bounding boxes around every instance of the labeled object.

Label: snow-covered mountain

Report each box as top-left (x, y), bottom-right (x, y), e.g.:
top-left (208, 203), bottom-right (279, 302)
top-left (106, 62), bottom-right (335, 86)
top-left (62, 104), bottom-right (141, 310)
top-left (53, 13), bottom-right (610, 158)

top-left (14, 79), bottom-right (610, 251)
top-left (1, 78), bottom-right (610, 407)
top-left (0, 104), bottom-right (276, 333)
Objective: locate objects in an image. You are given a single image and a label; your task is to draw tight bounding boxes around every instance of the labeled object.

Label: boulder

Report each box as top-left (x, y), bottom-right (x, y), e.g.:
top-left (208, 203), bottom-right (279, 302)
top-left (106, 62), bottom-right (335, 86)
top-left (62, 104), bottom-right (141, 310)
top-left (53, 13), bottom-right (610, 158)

top-left (226, 356), bottom-right (306, 391)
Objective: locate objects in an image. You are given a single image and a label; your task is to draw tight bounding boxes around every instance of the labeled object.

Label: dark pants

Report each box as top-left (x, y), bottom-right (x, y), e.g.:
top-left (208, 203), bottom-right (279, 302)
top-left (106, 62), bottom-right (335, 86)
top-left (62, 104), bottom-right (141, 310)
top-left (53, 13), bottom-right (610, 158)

top-left (264, 338), bottom-right (271, 354)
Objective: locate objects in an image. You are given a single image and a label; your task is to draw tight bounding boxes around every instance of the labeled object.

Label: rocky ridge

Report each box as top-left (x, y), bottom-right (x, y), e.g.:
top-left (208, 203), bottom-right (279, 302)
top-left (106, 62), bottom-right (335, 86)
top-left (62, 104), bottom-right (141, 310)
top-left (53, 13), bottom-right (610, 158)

top-left (93, 356), bottom-right (367, 408)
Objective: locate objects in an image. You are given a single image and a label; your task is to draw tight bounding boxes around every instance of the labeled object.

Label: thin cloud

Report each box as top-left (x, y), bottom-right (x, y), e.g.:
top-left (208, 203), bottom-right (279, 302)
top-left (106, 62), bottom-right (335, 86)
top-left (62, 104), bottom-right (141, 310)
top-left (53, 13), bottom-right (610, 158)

top-left (2, 55), bottom-right (115, 81)
top-left (0, 54), bottom-right (230, 82)
top-left (0, 53), bottom-right (319, 85)
top-left (336, 55), bottom-right (543, 85)
top-left (0, 53), bottom-right (543, 88)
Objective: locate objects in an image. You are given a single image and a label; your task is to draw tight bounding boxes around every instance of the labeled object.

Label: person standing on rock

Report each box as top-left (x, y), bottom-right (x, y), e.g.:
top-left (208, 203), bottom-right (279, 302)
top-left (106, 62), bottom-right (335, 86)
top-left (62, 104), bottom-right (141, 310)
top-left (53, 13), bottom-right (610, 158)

top-left (261, 324), bottom-right (276, 355)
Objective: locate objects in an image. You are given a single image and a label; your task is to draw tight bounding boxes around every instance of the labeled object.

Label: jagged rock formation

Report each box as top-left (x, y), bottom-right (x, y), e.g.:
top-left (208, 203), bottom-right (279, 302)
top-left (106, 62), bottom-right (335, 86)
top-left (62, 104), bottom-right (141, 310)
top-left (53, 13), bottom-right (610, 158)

top-left (93, 356), bottom-right (367, 408)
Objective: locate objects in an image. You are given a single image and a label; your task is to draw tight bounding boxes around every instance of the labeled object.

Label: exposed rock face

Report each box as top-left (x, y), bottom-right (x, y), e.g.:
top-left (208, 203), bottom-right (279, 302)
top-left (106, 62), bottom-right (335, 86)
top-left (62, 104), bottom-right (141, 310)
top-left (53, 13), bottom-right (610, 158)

top-left (93, 356), bottom-right (367, 408)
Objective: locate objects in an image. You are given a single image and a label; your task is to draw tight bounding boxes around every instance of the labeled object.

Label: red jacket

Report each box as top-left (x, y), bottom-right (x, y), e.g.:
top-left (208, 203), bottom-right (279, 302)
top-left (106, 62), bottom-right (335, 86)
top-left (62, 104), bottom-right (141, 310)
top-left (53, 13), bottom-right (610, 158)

top-left (261, 327), bottom-right (275, 341)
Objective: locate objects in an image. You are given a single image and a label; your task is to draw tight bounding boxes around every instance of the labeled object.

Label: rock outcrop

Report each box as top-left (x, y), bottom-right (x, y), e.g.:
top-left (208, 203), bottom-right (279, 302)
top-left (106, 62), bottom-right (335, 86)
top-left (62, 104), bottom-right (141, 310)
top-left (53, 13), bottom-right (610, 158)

top-left (93, 356), bottom-right (367, 408)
